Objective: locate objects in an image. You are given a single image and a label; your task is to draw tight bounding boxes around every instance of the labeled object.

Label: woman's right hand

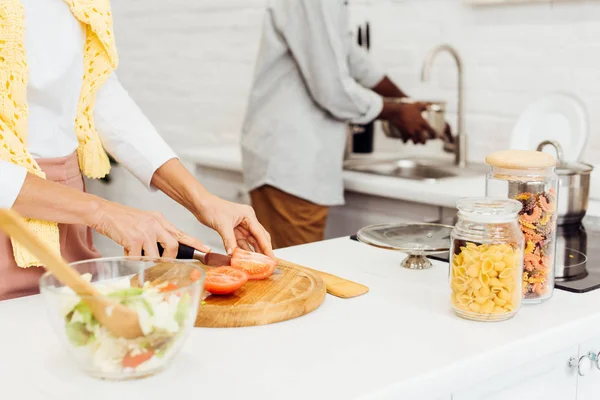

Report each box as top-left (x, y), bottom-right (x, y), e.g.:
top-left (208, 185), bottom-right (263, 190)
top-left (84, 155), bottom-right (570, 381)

top-left (89, 200), bottom-right (209, 258)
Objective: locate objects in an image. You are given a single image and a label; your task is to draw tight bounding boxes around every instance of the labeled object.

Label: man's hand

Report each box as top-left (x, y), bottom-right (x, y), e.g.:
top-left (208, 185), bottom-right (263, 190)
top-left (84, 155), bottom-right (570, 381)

top-left (379, 101), bottom-right (437, 145)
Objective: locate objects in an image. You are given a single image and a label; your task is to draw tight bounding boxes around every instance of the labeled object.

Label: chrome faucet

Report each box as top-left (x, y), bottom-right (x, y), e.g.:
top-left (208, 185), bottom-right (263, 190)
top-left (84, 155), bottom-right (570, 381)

top-left (421, 44), bottom-right (466, 168)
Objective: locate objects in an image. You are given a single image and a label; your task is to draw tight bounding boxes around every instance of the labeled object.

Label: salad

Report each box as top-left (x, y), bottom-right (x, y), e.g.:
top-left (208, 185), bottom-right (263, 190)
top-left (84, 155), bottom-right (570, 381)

top-left (60, 273), bottom-right (194, 375)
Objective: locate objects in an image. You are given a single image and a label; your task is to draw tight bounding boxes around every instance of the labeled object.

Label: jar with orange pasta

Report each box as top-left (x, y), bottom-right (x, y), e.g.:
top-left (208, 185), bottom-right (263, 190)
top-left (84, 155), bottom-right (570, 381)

top-left (485, 150), bottom-right (558, 304)
top-left (450, 197), bottom-right (525, 322)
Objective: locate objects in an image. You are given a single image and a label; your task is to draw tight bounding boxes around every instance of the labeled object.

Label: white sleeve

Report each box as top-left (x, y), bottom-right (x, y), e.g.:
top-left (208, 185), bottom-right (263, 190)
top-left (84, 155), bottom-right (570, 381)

top-left (272, 0), bottom-right (383, 125)
top-left (94, 73), bottom-right (178, 190)
top-left (0, 161), bottom-right (27, 208)
top-left (348, 42), bottom-right (385, 89)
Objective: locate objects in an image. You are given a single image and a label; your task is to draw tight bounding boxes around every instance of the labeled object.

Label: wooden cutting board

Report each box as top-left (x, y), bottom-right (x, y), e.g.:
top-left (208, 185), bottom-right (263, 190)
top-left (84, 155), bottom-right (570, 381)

top-left (196, 262), bottom-right (326, 328)
top-left (135, 261), bottom-right (326, 328)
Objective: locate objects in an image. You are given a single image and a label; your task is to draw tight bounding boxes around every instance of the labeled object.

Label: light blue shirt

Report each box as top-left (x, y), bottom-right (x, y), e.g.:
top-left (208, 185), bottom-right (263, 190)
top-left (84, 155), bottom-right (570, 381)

top-left (241, 0), bottom-right (384, 206)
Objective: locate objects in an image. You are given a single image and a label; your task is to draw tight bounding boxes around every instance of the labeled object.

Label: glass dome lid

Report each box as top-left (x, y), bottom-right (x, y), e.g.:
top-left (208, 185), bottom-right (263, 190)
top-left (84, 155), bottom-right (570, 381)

top-left (456, 197), bottom-right (522, 223)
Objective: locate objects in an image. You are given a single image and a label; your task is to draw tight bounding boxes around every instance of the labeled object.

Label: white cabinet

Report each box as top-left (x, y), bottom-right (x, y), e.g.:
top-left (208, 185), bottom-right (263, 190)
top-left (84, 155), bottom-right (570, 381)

top-left (576, 337), bottom-right (600, 399)
top-left (453, 346), bottom-right (579, 400)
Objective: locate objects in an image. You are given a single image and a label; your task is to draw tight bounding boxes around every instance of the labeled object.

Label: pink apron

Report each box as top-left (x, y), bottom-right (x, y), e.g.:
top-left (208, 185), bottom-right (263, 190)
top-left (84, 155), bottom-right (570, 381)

top-left (0, 152), bottom-right (101, 301)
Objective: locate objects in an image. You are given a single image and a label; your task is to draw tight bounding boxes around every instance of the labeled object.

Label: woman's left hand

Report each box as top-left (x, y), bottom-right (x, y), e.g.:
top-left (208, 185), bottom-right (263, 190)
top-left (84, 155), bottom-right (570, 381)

top-left (194, 194), bottom-right (274, 257)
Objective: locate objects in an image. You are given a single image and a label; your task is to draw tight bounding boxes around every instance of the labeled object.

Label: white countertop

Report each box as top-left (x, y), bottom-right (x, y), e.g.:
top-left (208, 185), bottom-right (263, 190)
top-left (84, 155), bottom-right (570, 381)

top-left (2, 238), bottom-right (600, 400)
top-left (179, 145), bottom-right (600, 213)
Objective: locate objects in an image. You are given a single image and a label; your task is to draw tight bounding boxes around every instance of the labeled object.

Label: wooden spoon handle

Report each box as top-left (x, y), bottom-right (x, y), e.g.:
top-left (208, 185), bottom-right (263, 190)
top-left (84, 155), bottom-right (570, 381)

top-left (0, 209), bottom-right (100, 297)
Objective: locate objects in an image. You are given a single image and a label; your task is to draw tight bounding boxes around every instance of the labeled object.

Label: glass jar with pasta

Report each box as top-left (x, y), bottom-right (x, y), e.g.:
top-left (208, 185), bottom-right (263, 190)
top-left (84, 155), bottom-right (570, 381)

top-left (450, 197), bottom-right (525, 322)
top-left (485, 150), bottom-right (558, 304)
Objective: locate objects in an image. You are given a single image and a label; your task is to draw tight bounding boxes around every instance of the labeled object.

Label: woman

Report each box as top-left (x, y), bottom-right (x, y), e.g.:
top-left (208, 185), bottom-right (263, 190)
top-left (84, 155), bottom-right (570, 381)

top-left (0, 0), bottom-right (272, 301)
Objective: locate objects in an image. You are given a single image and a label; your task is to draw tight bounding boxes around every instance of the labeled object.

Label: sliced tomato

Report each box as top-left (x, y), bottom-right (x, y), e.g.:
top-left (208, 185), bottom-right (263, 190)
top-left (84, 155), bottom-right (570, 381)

top-left (230, 248), bottom-right (277, 280)
top-left (204, 266), bottom-right (249, 295)
top-left (189, 269), bottom-right (202, 282)
top-left (159, 282), bottom-right (178, 293)
top-left (122, 350), bottom-right (155, 369)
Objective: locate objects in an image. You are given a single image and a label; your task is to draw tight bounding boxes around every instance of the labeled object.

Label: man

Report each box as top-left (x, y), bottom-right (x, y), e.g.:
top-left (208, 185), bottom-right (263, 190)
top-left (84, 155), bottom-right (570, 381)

top-left (241, 0), bottom-right (444, 249)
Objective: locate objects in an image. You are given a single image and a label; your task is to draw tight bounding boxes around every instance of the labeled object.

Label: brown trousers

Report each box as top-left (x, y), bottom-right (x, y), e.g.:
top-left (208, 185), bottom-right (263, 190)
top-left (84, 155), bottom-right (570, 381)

top-left (250, 185), bottom-right (328, 249)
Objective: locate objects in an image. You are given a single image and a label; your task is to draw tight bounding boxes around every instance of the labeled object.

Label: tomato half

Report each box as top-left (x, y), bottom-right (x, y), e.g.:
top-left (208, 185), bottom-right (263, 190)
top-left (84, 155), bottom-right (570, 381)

top-left (204, 266), bottom-right (249, 295)
top-left (230, 248), bottom-right (277, 280)
top-left (122, 350), bottom-right (155, 368)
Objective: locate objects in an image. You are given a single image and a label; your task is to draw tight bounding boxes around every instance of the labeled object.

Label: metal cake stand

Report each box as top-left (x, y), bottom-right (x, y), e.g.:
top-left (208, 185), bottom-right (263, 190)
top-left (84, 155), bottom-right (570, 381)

top-left (357, 222), bottom-right (453, 270)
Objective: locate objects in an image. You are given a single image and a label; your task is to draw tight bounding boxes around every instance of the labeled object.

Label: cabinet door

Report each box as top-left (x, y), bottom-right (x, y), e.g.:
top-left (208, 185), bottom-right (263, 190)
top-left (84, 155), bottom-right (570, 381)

top-left (453, 346), bottom-right (579, 400)
top-left (576, 337), bottom-right (600, 400)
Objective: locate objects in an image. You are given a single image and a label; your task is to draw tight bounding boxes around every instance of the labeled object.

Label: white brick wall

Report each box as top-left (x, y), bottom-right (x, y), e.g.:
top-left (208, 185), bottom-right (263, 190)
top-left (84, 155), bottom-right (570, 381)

top-left (109, 0), bottom-right (600, 164)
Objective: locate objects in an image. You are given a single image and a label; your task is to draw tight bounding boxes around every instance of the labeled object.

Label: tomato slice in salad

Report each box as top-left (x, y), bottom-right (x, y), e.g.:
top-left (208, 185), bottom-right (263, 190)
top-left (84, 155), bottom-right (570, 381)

top-left (159, 282), bottom-right (178, 293)
top-left (204, 266), bottom-right (249, 295)
top-left (189, 269), bottom-right (202, 282)
top-left (122, 350), bottom-right (155, 369)
top-left (230, 248), bottom-right (277, 280)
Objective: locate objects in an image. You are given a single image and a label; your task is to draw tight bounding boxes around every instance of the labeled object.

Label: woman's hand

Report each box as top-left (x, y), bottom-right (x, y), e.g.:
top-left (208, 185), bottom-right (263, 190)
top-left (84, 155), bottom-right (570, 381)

top-left (150, 159), bottom-right (274, 257)
top-left (90, 200), bottom-right (210, 258)
top-left (194, 194), bottom-right (274, 257)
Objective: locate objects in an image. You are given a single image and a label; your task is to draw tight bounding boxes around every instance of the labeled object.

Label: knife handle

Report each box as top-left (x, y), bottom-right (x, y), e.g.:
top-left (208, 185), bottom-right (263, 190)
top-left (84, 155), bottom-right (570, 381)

top-left (141, 242), bottom-right (195, 259)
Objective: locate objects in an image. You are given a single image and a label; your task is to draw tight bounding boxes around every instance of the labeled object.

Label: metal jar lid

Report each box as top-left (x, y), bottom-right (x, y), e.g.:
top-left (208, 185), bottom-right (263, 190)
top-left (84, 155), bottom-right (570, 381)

top-left (536, 140), bottom-right (593, 176)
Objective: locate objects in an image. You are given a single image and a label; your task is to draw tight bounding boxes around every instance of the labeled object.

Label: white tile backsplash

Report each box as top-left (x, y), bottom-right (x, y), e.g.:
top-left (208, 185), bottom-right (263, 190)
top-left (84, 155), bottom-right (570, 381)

top-left (108, 0), bottom-right (600, 163)
top-left (88, 0), bottom-right (600, 254)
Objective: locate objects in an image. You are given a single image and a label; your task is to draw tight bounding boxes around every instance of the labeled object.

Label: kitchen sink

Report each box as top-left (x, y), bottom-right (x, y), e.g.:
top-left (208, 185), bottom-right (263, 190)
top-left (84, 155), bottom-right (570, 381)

top-left (343, 157), bottom-right (488, 182)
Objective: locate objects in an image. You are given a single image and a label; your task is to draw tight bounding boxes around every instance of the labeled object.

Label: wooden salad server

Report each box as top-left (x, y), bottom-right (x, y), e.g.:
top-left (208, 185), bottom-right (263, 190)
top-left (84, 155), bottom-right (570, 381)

top-left (0, 209), bottom-right (144, 339)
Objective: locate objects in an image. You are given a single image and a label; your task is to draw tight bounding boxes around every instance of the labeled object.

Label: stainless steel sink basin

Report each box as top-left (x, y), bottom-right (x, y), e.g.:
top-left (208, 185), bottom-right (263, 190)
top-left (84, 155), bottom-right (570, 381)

top-left (343, 157), bottom-right (488, 182)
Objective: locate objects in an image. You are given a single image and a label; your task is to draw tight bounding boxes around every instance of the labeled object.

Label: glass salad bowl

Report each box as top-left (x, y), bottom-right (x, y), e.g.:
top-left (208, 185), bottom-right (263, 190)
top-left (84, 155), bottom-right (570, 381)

top-left (39, 256), bottom-right (205, 381)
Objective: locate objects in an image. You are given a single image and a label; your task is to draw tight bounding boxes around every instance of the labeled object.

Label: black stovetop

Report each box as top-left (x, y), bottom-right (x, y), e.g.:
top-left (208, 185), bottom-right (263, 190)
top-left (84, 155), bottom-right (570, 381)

top-left (351, 216), bottom-right (600, 294)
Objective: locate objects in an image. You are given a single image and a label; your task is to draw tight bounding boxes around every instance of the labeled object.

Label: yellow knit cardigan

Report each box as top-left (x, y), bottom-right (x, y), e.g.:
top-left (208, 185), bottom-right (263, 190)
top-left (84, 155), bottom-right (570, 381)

top-left (0, 0), bottom-right (117, 267)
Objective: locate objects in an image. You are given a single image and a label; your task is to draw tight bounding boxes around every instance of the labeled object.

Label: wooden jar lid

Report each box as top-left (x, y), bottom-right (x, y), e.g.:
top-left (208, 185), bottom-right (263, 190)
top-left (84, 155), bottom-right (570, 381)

top-left (485, 150), bottom-right (556, 169)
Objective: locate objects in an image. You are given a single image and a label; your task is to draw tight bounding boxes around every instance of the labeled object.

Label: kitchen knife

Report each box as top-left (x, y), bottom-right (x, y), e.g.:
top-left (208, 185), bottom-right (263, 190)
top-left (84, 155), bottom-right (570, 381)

top-left (151, 244), bottom-right (368, 298)
top-left (149, 242), bottom-right (231, 266)
top-left (151, 243), bottom-right (283, 274)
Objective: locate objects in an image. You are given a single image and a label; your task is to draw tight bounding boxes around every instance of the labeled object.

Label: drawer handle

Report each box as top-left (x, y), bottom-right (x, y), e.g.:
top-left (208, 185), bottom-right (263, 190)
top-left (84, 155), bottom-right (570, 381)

top-left (569, 355), bottom-right (593, 377)
top-left (592, 352), bottom-right (600, 371)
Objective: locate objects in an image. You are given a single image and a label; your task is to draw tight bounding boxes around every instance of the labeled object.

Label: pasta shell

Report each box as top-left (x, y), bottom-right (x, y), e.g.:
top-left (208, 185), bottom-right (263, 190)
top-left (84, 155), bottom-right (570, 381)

top-left (468, 303), bottom-right (481, 312)
top-left (491, 252), bottom-right (503, 262)
top-left (488, 269), bottom-right (499, 278)
top-left (457, 293), bottom-right (471, 306)
top-left (470, 278), bottom-right (483, 290)
top-left (499, 268), bottom-right (513, 279)
top-left (494, 297), bottom-right (507, 307)
top-left (494, 261), bottom-right (506, 272)
top-left (499, 277), bottom-right (514, 288)
top-left (453, 265), bottom-right (468, 278)
top-left (493, 306), bottom-right (506, 314)
top-left (489, 277), bottom-right (502, 288)
top-left (481, 258), bottom-right (494, 274)
top-left (498, 288), bottom-right (511, 301)
top-left (479, 285), bottom-right (491, 297)
top-left (467, 264), bottom-right (480, 278)
top-left (481, 300), bottom-right (495, 314)
top-left (480, 273), bottom-right (490, 287)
